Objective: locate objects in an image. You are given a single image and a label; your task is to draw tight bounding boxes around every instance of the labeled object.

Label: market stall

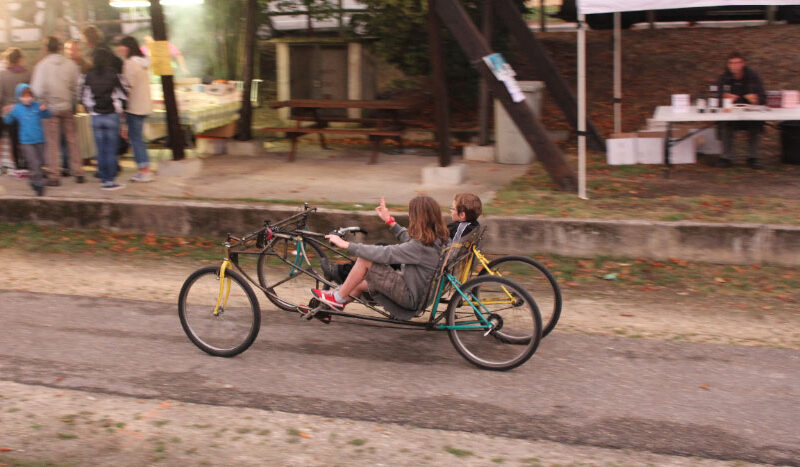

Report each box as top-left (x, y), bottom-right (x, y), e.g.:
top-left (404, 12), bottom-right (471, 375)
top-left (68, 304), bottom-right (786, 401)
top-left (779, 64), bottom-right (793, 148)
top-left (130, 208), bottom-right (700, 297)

top-left (146, 78), bottom-right (243, 140)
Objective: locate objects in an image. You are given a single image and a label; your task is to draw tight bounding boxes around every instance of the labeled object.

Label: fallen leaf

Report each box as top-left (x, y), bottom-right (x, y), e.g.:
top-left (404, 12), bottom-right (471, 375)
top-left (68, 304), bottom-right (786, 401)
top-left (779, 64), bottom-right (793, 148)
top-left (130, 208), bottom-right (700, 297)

top-left (699, 384), bottom-right (710, 390)
top-left (299, 432), bottom-right (312, 438)
top-left (603, 273), bottom-right (619, 280)
top-left (85, 239), bottom-right (97, 245)
top-left (620, 313), bottom-right (634, 317)
top-left (714, 277), bottom-right (727, 283)
top-left (0, 448), bottom-right (15, 452)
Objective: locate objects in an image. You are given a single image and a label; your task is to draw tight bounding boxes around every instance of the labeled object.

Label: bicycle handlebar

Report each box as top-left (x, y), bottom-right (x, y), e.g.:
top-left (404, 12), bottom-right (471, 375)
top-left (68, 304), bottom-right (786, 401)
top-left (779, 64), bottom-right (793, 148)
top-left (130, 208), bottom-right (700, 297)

top-left (330, 226), bottom-right (368, 237)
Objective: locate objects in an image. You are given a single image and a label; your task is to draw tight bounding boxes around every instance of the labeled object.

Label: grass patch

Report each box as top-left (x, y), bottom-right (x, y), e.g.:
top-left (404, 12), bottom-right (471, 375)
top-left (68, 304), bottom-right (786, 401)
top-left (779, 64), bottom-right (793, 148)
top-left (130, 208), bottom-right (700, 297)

top-left (152, 420), bottom-right (169, 427)
top-left (57, 433), bottom-right (77, 439)
top-left (486, 162), bottom-right (800, 226)
top-left (444, 446), bottom-right (474, 457)
top-left (348, 439), bottom-right (367, 446)
top-left (235, 428), bottom-right (252, 434)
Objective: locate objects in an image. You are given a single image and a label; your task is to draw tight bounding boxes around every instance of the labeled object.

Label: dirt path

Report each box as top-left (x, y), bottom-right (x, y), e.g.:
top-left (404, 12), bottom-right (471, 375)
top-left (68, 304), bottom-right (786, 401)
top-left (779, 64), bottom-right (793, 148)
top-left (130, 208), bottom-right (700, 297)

top-left (4, 249), bottom-right (798, 350)
top-left (2, 249), bottom-right (795, 466)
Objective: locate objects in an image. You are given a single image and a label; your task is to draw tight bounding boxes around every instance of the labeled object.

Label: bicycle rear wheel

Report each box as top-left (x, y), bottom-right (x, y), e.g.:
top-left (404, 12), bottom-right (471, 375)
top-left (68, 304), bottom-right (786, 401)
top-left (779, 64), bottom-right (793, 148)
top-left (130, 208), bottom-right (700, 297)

top-left (257, 237), bottom-right (327, 311)
top-left (447, 275), bottom-right (542, 371)
top-left (481, 256), bottom-right (562, 337)
top-left (178, 266), bottom-right (260, 357)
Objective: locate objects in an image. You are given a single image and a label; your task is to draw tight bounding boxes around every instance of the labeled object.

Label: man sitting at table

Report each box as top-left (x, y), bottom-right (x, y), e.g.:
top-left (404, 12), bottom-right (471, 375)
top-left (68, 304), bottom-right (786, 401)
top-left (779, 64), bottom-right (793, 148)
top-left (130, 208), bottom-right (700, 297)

top-left (715, 52), bottom-right (767, 169)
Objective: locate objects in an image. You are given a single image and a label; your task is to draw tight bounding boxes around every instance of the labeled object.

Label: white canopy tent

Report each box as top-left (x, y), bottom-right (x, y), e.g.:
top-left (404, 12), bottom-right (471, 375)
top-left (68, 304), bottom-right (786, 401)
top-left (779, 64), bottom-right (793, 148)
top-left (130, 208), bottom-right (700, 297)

top-left (574, 0), bottom-right (800, 199)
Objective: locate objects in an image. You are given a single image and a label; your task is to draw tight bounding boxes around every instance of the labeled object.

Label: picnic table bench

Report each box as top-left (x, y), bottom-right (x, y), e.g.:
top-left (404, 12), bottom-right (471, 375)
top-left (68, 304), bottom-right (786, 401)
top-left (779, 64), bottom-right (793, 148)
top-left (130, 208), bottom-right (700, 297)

top-left (263, 99), bottom-right (422, 164)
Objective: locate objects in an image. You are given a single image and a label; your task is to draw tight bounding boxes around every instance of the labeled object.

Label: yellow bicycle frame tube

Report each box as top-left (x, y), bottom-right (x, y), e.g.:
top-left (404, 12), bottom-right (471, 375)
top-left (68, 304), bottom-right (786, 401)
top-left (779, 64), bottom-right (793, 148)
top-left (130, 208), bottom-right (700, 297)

top-left (462, 245), bottom-right (518, 305)
top-left (212, 259), bottom-right (233, 316)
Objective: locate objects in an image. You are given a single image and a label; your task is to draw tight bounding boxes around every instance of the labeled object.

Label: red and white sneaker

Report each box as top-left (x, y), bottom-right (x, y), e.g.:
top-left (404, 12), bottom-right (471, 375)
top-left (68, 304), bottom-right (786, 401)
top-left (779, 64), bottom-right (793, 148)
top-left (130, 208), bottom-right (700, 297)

top-left (311, 289), bottom-right (346, 310)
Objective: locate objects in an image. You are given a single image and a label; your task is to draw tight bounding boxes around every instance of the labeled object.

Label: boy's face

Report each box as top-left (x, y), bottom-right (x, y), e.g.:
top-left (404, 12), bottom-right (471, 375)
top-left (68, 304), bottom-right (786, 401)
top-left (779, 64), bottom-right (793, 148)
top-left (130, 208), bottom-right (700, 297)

top-left (450, 200), bottom-right (466, 222)
top-left (20, 91), bottom-right (33, 106)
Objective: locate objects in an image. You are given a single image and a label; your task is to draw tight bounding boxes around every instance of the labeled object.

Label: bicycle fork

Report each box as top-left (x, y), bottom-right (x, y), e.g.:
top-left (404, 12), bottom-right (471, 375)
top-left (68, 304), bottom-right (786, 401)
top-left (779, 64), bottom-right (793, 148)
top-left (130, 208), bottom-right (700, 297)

top-left (213, 259), bottom-right (233, 316)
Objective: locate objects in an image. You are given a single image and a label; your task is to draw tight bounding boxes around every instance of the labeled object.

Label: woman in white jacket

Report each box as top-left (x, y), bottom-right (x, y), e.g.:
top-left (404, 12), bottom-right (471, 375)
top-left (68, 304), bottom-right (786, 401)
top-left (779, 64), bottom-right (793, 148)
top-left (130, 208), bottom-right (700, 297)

top-left (116, 36), bottom-right (154, 183)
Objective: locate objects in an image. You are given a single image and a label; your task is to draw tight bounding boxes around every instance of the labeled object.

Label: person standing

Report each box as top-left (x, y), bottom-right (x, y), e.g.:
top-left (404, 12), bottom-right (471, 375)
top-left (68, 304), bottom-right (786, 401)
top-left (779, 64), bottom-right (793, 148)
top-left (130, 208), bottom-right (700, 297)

top-left (30, 36), bottom-right (84, 185)
top-left (715, 52), bottom-right (767, 169)
top-left (2, 84), bottom-right (52, 196)
top-left (0, 47), bottom-right (31, 176)
top-left (79, 48), bottom-right (127, 191)
top-left (117, 36), bottom-right (154, 183)
top-left (81, 25), bottom-right (123, 73)
top-left (59, 40), bottom-right (91, 177)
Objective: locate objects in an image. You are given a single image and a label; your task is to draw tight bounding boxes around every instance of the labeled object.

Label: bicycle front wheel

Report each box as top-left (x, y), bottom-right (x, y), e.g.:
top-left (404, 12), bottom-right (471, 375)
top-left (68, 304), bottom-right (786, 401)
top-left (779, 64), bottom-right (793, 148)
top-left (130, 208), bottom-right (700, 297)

top-left (257, 237), bottom-right (327, 311)
top-left (178, 266), bottom-right (261, 357)
top-left (447, 275), bottom-right (542, 371)
top-left (481, 256), bottom-right (562, 337)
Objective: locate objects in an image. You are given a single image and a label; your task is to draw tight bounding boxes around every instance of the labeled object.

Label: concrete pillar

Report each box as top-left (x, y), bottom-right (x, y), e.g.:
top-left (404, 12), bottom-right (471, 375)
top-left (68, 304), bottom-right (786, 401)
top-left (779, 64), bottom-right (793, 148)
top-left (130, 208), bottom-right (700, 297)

top-left (276, 42), bottom-right (291, 123)
top-left (347, 42), bottom-right (362, 119)
top-left (494, 81), bottom-right (544, 164)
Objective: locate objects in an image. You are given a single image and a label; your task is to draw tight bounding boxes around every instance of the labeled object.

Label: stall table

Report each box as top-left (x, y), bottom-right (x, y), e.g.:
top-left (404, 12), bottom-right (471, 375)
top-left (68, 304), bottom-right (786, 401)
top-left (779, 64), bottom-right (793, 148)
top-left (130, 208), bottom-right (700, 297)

top-left (651, 105), bottom-right (800, 170)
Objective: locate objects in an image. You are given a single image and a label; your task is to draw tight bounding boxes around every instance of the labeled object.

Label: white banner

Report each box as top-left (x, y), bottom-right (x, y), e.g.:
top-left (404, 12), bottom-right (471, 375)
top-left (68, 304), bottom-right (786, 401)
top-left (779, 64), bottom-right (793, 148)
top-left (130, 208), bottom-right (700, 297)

top-left (578, 1), bottom-right (800, 15)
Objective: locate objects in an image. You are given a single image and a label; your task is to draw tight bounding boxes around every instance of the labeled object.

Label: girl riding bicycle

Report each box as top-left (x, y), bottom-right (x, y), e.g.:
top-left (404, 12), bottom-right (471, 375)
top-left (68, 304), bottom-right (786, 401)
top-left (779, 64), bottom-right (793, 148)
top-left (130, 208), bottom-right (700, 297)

top-left (312, 195), bottom-right (449, 311)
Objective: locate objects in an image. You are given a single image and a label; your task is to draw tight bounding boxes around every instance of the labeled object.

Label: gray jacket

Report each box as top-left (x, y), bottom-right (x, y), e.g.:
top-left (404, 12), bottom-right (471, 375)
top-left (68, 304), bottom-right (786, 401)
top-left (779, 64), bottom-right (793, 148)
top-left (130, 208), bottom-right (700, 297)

top-left (0, 66), bottom-right (31, 107)
top-left (347, 223), bottom-right (444, 309)
top-left (31, 53), bottom-right (79, 113)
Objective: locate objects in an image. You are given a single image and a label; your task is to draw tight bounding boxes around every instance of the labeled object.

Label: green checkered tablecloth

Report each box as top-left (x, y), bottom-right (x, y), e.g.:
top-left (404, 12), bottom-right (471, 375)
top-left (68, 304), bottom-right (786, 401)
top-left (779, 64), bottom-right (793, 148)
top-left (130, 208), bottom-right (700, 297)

top-left (149, 101), bottom-right (242, 134)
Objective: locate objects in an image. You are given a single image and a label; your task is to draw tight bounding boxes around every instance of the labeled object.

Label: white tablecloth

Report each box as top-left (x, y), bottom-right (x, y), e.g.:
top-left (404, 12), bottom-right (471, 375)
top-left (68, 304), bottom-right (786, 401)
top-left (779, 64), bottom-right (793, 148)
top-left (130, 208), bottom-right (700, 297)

top-left (652, 106), bottom-right (800, 123)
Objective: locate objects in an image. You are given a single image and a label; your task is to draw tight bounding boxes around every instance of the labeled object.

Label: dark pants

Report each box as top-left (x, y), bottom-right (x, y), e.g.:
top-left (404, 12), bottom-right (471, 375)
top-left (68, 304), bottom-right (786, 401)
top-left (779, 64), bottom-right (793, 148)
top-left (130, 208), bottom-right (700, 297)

top-left (20, 143), bottom-right (45, 188)
top-left (719, 122), bottom-right (762, 162)
top-left (0, 119), bottom-right (24, 169)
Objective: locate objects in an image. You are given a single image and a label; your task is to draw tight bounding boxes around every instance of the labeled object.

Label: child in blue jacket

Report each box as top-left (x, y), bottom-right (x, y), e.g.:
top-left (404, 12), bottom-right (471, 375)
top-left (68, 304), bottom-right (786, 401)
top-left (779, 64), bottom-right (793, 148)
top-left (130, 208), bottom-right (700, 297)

top-left (2, 83), bottom-right (51, 195)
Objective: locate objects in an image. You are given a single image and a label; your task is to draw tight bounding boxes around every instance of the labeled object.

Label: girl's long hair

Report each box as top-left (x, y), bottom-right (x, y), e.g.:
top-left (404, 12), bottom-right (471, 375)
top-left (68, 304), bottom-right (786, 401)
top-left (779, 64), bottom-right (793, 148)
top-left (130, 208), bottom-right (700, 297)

top-left (118, 36), bottom-right (145, 58)
top-left (407, 196), bottom-right (449, 246)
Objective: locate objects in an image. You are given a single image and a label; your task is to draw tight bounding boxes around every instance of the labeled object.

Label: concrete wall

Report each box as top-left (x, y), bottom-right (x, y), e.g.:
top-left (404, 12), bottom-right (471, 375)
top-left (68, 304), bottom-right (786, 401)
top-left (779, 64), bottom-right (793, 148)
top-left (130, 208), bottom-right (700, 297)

top-left (1, 197), bottom-right (798, 266)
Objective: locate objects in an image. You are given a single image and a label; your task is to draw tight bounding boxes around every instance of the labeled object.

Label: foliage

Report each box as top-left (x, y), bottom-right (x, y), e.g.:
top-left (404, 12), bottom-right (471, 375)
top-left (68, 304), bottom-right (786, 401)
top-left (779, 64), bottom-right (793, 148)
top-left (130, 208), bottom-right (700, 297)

top-left (351, 0), bottom-right (528, 106)
top-left (270, 0), bottom-right (341, 31)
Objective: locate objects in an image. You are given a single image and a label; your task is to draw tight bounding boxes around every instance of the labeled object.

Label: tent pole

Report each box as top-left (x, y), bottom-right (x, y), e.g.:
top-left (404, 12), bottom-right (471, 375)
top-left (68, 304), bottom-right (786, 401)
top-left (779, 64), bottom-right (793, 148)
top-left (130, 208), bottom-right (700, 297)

top-left (613, 11), bottom-right (621, 134)
top-left (578, 13), bottom-right (587, 200)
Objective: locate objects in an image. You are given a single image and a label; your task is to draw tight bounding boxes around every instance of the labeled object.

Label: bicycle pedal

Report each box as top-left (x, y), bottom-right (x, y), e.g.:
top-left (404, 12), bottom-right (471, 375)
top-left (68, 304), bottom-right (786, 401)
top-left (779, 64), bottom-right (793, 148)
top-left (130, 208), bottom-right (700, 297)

top-left (314, 311), bottom-right (332, 324)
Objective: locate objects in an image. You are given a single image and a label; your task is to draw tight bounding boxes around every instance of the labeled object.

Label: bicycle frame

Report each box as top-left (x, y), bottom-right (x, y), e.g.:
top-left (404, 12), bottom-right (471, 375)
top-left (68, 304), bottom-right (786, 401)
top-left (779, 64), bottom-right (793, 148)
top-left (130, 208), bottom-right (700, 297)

top-left (204, 205), bottom-right (503, 333)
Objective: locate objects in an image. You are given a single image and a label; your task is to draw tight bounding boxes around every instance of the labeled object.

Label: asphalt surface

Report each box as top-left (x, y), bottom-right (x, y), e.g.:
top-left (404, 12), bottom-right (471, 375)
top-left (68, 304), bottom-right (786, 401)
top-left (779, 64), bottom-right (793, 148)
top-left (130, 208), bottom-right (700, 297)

top-left (1, 290), bottom-right (798, 465)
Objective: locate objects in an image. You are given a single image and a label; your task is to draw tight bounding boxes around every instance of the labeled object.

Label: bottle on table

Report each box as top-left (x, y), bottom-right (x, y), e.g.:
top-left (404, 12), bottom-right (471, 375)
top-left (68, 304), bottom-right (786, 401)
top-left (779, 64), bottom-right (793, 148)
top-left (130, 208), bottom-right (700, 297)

top-left (696, 87), bottom-right (707, 113)
top-left (708, 85), bottom-right (719, 113)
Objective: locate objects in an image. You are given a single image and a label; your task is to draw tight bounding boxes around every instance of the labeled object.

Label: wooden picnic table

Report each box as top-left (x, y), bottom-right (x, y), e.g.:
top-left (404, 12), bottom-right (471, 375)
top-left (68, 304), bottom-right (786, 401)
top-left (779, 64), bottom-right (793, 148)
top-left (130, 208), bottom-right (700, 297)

top-left (263, 99), bottom-right (423, 163)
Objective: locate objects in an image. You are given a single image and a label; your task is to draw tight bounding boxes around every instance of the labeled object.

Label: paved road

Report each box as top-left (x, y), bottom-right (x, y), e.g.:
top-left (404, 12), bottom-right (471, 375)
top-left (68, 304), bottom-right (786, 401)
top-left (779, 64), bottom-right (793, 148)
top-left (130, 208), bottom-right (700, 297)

top-left (1, 290), bottom-right (798, 465)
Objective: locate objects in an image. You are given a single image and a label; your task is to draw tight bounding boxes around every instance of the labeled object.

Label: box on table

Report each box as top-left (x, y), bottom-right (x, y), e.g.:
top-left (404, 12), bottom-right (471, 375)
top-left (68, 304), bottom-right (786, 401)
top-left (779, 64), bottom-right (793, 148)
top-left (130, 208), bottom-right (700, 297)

top-left (782, 90), bottom-right (799, 109)
top-left (606, 132), bottom-right (638, 165)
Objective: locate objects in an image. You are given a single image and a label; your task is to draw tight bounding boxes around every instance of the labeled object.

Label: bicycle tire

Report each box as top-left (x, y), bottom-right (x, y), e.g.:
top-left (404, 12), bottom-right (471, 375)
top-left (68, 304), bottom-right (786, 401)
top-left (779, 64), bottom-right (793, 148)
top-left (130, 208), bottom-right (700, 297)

top-left (178, 266), bottom-right (261, 357)
top-left (256, 237), bottom-right (327, 312)
top-left (447, 275), bottom-right (542, 371)
top-left (480, 256), bottom-right (562, 338)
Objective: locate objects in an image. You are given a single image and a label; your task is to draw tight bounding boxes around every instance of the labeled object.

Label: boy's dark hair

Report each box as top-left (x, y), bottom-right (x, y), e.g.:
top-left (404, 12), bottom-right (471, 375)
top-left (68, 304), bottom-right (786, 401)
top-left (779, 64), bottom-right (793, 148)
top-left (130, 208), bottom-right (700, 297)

top-left (45, 36), bottom-right (61, 53)
top-left (454, 193), bottom-right (482, 222)
top-left (728, 51), bottom-right (745, 61)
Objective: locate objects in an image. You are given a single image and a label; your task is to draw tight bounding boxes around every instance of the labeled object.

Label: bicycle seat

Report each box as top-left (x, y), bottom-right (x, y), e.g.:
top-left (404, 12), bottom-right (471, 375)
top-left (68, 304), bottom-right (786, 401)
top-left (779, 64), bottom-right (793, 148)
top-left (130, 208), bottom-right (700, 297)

top-left (370, 292), bottom-right (419, 321)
